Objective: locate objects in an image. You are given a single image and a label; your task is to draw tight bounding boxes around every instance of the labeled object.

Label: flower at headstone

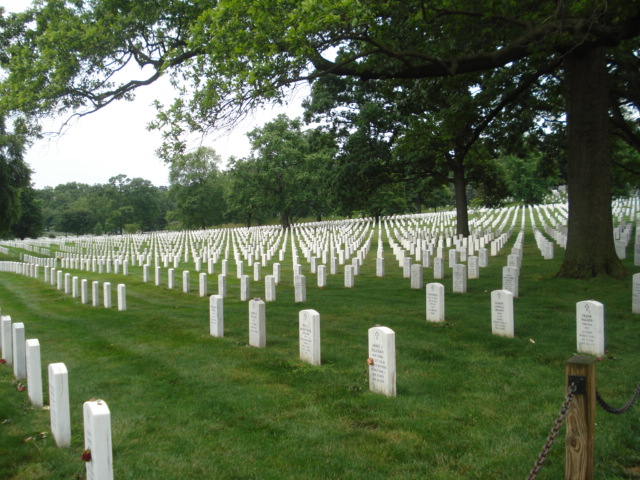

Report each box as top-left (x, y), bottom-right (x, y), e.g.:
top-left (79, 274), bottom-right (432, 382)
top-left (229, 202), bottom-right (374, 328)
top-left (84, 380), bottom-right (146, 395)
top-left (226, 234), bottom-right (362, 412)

top-left (81, 449), bottom-right (92, 462)
top-left (367, 357), bottom-right (374, 366)
top-left (0, 359), bottom-right (6, 364)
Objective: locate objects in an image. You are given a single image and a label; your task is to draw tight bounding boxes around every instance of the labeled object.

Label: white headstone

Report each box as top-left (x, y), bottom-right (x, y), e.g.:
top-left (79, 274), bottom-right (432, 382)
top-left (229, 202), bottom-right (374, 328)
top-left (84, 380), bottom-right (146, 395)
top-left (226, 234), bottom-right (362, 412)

top-left (468, 255), bottom-right (479, 279)
top-left (410, 264), bottom-right (423, 289)
top-left (168, 268), bottom-right (175, 289)
top-left (249, 298), bottom-right (266, 348)
top-left (265, 275), bottom-right (276, 302)
top-left (502, 266), bottom-right (519, 298)
top-left (218, 274), bottom-right (227, 298)
top-left (26, 339), bottom-right (43, 407)
top-left (103, 282), bottom-right (112, 308)
top-left (182, 271), bottom-right (190, 293)
top-left (491, 290), bottom-right (514, 338)
top-left (434, 257), bottom-right (444, 280)
top-left (376, 257), bottom-right (385, 277)
top-left (199, 273), bottom-right (207, 297)
top-left (92, 281), bottom-right (100, 307)
top-left (12, 322), bottom-right (26, 379)
top-left (294, 275), bottom-right (306, 302)
top-left (317, 265), bottom-right (327, 288)
top-left (479, 248), bottom-right (488, 268)
top-left (633, 273), bottom-right (640, 314)
top-left (299, 309), bottom-right (321, 366)
top-left (48, 362), bottom-right (71, 447)
top-left (81, 279), bottom-right (89, 304)
top-left (240, 275), bottom-right (251, 301)
top-left (272, 263), bottom-right (281, 284)
top-left (117, 284), bottom-right (126, 311)
top-left (368, 326), bottom-right (396, 397)
top-left (344, 265), bottom-right (355, 288)
top-left (1, 316), bottom-right (12, 364)
top-left (83, 399), bottom-right (113, 480)
top-left (576, 300), bottom-right (605, 357)
top-left (426, 283), bottom-right (445, 323)
top-left (254, 262), bottom-right (261, 282)
top-left (209, 295), bottom-right (224, 337)
top-left (452, 264), bottom-right (467, 293)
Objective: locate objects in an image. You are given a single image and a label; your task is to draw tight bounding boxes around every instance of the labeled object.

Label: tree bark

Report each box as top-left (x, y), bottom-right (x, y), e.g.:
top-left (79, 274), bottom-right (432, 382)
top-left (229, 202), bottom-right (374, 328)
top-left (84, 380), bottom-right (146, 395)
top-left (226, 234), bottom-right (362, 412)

top-left (557, 47), bottom-right (626, 279)
top-left (451, 161), bottom-right (470, 237)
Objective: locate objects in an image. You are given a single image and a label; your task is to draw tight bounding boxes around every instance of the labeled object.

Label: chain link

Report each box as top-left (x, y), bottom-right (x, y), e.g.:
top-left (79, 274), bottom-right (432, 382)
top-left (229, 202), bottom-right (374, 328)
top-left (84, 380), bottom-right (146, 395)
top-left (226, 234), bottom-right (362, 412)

top-left (525, 382), bottom-right (577, 480)
top-left (596, 383), bottom-right (640, 415)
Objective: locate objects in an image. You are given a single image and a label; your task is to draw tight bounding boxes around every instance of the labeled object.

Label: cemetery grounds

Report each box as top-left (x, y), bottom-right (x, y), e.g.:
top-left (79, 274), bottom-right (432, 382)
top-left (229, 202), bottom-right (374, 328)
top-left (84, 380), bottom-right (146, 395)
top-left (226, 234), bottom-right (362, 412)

top-left (0, 204), bottom-right (639, 480)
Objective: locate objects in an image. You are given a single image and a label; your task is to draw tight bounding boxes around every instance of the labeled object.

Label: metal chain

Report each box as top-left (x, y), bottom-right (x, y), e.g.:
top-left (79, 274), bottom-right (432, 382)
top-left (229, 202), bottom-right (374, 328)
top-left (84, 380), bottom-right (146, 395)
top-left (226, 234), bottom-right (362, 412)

top-left (596, 383), bottom-right (640, 415)
top-left (525, 382), bottom-right (577, 480)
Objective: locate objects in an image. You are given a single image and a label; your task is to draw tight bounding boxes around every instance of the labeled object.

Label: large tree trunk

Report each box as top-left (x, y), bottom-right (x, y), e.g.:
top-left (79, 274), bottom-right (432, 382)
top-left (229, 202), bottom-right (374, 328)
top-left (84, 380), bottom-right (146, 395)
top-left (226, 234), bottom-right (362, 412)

top-left (557, 46), bottom-right (626, 279)
top-left (451, 161), bottom-right (470, 237)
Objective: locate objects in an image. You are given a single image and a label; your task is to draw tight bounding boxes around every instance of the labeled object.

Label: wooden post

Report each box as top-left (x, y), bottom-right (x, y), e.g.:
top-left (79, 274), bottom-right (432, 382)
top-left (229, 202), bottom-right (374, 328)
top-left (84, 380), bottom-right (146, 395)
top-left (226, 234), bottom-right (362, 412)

top-left (565, 355), bottom-right (596, 480)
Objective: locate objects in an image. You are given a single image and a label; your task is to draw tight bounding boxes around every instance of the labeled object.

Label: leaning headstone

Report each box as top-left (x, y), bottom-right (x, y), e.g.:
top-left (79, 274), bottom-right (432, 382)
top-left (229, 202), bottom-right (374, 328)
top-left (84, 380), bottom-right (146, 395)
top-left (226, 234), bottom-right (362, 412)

top-left (117, 284), bottom-right (126, 311)
top-left (491, 290), bottom-right (514, 338)
top-left (410, 264), bottom-right (423, 289)
top-left (248, 298), bottom-right (266, 348)
top-left (1, 316), bottom-right (12, 364)
top-left (209, 295), bottom-right (224, 337)
top-left (426, 283), bottom-right (445, 323)
top-left (299, 309), bottom-right (321, 366)
top-left (632, 273), bottom-right (640, 314)
top-left (294, 274), bottom-right (306, 303)
top-left (83, 399), bottom-right (113, 480)
top-left (452, 264), bottom-right (467, 293)
top-left (26, 339), bottom-right (43, 407)
top-left (576, 300), bottom-right (605, 357)
top-left (48, 362), bottom-right (71, 447)
top-left (12, 322), bottom-right (26, 379)
top-left (368, 326), bottom-right (396, 397)
top-left (103, 282), bottom-right (112, 309)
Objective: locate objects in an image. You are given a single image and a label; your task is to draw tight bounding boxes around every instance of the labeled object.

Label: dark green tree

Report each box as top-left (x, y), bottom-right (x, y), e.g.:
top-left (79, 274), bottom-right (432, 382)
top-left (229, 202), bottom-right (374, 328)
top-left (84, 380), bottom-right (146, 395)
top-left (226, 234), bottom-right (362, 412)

top-left (169, 147), bottom-right (226, 229)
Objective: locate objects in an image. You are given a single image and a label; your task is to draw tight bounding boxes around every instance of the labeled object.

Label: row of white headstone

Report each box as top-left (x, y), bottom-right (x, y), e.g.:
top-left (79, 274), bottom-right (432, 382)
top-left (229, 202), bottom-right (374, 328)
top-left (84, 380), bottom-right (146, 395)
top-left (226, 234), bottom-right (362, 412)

top-left (0, 313), bottom-right (113, 480)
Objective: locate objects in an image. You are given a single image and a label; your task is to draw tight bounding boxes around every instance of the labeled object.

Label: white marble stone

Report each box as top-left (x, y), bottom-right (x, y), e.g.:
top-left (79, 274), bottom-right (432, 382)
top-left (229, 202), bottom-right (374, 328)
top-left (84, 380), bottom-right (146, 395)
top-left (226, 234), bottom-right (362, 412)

top-left (299, 309), bottom-right (321, 366)
top-left (26, 339), bottom-right (43, 407)
top-left (209, 295), bottom-right (224, 337)
top-left (368, 326), bottom-right (396, 397)
top-left (83, 399), bottom-right (113, 480)
top-left (48, 362), bottom-right (71, 447)
top-left (426, 283), bottom-right (445, 323)
top-left (576, 300), bottom-right (605, 357)
top-left (249, 298), bottom-right (266, 348)
top-left (491, 290), bottom-right (514, 338)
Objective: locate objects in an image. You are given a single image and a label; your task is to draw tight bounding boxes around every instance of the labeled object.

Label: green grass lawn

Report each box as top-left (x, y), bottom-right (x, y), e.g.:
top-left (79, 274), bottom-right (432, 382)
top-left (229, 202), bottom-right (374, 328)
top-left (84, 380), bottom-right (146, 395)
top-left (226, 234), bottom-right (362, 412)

top-left (0, 219), bottom-right (639, 479)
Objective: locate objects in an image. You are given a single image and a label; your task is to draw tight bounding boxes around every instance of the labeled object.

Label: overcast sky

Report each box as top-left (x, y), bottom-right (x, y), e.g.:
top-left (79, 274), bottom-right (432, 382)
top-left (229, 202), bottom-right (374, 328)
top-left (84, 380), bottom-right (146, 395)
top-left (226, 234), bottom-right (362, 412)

top-left (4, 0), bottom-right (307, 189)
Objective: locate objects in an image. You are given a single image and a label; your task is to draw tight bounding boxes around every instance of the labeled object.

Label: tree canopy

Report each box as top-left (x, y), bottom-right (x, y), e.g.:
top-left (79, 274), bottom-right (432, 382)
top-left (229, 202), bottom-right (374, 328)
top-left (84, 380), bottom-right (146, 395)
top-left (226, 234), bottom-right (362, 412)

top-left (2, 1), bottom-right (640, 277)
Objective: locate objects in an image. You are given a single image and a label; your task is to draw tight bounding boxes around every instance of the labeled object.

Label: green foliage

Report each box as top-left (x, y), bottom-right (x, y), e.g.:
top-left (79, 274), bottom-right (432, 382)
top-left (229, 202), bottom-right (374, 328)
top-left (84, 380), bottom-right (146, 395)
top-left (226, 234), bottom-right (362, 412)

top-left (229, 115), bottom-right (337, 228)
top-left (497, 153), bottom-right (560, 205)
top-left (0, 116), bottom-right (34, 237)
top-left (168, 147), bottom-right (227, 229)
